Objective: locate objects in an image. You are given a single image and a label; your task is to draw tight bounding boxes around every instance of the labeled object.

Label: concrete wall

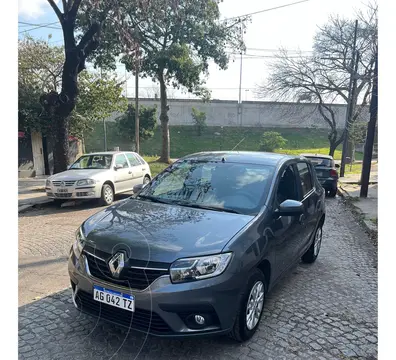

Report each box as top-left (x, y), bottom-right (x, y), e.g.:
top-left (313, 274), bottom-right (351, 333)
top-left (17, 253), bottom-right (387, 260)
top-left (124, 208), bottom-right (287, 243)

top-left (106, 98), bottom-right (370, 129)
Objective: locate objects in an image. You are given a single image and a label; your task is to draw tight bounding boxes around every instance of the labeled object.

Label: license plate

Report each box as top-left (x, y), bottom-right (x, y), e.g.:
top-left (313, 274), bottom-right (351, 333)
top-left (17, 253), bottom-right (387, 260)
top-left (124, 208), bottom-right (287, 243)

top-left (93, 285), bottom-right (135, 312)
top-left (57, 188), bottom-right (68, 193)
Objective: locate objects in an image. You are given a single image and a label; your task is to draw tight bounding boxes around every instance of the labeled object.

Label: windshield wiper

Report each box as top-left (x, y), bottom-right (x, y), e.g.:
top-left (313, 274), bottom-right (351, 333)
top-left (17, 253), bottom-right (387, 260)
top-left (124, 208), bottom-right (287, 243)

top-left (175, 201), bottom-right (241, 214)
top-left (137, 195), bottom-right (175, 205)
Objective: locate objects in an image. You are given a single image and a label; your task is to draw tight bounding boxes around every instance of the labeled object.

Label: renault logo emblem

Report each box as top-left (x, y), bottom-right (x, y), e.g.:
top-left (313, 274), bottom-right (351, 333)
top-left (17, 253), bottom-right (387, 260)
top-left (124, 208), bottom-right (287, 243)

top-left (108, 252), bottom-right (125, 279)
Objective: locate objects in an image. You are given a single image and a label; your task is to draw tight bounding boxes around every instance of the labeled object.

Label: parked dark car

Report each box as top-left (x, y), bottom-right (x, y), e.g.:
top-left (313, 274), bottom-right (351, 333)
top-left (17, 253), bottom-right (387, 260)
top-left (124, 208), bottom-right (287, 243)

top-left (301, 154), bottom-right (339, 197)
top-left (68, 151), bottom-right (326, 342)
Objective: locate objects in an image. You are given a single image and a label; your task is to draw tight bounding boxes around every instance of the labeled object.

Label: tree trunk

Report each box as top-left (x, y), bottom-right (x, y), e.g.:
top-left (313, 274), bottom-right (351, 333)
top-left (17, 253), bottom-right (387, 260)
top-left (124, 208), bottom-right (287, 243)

top-left (158, 73), bottom-right (170, 163)
top-left (328, 142), bottom-right (337, 157)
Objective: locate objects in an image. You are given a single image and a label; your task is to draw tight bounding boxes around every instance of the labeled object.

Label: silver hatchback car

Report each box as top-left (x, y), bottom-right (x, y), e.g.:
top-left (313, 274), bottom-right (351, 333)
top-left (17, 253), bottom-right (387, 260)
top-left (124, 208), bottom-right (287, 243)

top-left (46, 151), bottom-right (152, 205)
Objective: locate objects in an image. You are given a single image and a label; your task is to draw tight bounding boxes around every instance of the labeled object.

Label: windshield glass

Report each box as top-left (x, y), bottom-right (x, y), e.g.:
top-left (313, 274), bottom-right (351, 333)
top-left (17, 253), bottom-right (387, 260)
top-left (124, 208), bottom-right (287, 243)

top-left (305, 157), bottom-right (332, 167)
top-left (70, 154), bottom-right (113, 169)
top-left (138, 160), bottom-right (274, 215)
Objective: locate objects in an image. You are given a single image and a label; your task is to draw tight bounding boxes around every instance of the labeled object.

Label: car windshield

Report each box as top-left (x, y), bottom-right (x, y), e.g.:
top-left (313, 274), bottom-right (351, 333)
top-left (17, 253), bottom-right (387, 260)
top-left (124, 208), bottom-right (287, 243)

top-left (305, 157), bottom-right (332, 167)
top-left (69, 154), bottom-right (113, 169)
top-left (137, 160), bottom-right (274, 215)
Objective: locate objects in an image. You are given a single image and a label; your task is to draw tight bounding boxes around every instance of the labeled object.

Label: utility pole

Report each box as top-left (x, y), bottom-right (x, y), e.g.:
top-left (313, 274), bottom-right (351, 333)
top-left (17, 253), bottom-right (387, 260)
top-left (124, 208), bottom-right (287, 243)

top-left (340, 20), bottom-right (358, 177)
top-left (135, 46), bottom-right (140, 154)
top-left (100, 68), bottom-right (107, 151)
top-left (238, 23), bottom-right (243, 126)
top-left (360, 51), bottom-right (378, 198)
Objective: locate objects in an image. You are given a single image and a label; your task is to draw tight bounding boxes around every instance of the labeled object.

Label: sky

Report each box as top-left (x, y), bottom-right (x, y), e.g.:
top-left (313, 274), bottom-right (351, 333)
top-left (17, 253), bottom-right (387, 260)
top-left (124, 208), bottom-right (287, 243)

top-left (18, 0), bottom-right (368, 101)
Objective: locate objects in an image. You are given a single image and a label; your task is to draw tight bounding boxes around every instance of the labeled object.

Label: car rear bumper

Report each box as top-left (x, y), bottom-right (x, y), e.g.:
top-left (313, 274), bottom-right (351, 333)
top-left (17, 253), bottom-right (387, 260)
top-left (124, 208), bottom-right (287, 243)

top-left (318, 178), bottom-right (338, 190)
top-left (68, 250), bottom-right (244, 337)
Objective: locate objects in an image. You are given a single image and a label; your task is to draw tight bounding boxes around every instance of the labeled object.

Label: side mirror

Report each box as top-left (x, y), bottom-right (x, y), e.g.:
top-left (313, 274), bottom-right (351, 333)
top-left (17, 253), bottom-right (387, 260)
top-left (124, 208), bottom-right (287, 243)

top-left (133, 183), bottom-right (146, 193)
top-left (114, 164), bottom-right (123, 171)
top-left (275, 199), bottom-right (304, 217)
top-left (335, 163), bottom-right (340, 168)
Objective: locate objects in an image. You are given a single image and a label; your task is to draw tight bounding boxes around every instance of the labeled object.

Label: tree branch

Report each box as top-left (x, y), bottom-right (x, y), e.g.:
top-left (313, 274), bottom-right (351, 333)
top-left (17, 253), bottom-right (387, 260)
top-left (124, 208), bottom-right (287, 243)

top-left (47, 0), bottom-right (64, 23)
top-left (69, 0), bottom-right (82, 17)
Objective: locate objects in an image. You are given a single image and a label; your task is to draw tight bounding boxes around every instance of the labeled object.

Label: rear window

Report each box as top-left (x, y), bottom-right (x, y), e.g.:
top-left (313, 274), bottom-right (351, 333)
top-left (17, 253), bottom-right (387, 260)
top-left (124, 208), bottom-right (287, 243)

top-left (305, 157), bottom-right (332, 167)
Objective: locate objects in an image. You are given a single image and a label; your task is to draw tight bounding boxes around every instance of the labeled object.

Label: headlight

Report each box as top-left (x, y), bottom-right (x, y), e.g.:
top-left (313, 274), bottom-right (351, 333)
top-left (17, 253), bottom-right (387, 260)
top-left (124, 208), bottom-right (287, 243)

top-left (46, 179), bottom-right (51, 187)
top-left (76, 179), bottom-right (96, 186)
top-left (170, 253), bottom-right (232, 283)
top-left (72, 227), bottom-right (85, 259)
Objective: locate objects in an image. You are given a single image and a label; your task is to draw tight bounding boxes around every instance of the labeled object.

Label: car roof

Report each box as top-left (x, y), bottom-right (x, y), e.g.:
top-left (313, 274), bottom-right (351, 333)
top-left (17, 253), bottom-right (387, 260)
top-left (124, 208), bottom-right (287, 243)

top-left (301, 153), bottom-right (334, 160)
top-left (180, 151), bottom-right (303, 167)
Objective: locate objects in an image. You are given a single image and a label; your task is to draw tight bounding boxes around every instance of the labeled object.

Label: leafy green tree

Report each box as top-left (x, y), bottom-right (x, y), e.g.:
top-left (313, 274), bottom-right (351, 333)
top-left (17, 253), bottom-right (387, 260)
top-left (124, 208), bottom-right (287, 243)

top-left (191, 107), bottom-right (207, 136)
top-left (259, 131), bottom-right (287, 152)
top-left (18, 36), bottom-right (127, 141)
top-left (80, 0), bottom-right (247, 163)
top-left (116, 104), bottom-right (157, 144)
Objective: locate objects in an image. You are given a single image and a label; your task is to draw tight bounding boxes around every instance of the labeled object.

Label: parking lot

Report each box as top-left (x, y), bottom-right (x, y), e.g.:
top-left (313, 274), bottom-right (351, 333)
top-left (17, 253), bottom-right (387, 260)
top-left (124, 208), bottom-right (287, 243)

top-left (18, 197), bottom-right (378, 359)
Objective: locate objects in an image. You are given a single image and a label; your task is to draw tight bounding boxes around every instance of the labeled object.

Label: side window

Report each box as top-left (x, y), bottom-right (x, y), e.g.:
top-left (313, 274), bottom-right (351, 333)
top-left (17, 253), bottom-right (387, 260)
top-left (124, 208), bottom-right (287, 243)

top-left (115, 154), bottom-right (129, 168)
top-left (126, 153), bottom-right (140, 166)
top-left (135, 154), bottom-right (146, 165)
top-left (297, 162), bottom-right (313, 196)
top-left (276, 165), bottom-right (298, 204)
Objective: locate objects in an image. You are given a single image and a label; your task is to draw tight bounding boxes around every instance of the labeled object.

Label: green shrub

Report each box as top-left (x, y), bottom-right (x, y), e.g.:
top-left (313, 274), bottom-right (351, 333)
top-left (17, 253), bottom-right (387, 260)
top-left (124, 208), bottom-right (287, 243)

top-left (259, 131), bottom-right (287, 152)
top-left (191, 107), bottom-right (207, 136)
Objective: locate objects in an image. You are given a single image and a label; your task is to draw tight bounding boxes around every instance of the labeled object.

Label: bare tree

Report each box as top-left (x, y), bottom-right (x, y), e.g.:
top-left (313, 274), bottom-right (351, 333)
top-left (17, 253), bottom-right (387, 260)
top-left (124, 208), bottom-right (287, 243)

top-left (256, 2), bottom-right (377, 156)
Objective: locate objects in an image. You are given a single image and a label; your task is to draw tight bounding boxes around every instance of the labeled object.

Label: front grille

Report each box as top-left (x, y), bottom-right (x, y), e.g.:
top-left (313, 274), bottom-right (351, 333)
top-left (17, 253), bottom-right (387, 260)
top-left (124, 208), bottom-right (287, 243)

top-left (52, 180), bottom-right (76, 187)
top-left (75, 290), bottom-right (172, 334)
top-left (55, 193), bottom-right (72, 198)
top-left (84, 252), bottom-right (169, 290)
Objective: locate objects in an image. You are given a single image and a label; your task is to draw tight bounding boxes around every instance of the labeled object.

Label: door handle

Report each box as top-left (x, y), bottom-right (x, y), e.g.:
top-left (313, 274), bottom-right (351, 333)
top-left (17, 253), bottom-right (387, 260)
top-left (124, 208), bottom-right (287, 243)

top-left (142, 168), bottom-right (146, 171)
top-left (128, 171), bottom-right (132, 175)
top-left (299, 214), bottom-right (306, 225)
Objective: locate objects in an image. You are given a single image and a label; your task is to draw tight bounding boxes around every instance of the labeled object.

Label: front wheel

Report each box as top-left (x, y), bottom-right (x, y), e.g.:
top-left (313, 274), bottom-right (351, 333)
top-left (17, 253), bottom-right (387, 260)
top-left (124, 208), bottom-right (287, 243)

top-left (143, 175), bottom-right (151, 185)
top-left (100, 184), bottom-right (114, 206)
top-left (229, 269), bottom-right (266, 342)
top-left (302, 224), bottom-right (323, 263)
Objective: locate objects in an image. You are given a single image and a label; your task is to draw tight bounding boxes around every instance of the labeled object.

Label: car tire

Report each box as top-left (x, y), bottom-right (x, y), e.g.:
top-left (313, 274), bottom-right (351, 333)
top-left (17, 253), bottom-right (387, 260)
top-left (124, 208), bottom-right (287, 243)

top-left (143, 175), bottom-right (151, 185)
top-left (229, 268), bottom-right (267, 342)
top-left (301, 224), bottom-right (323, 264)
top-left (100, 184), bottom-right (114, 206)
top-left (328, 187), bottom-right (337, 197)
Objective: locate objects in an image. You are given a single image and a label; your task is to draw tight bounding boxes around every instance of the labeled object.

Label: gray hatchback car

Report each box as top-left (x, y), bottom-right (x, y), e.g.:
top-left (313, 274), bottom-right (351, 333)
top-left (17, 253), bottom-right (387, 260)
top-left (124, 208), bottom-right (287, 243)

top-left (69, 151), bottom-right (326, 341)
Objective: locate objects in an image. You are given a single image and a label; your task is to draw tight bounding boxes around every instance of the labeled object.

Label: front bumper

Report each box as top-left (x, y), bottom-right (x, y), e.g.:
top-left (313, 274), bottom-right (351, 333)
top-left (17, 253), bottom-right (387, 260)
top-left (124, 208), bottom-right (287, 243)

top-left (68, 250), bottom-right (243, 337)
top-left (46, 184), bottom-right (101, 200)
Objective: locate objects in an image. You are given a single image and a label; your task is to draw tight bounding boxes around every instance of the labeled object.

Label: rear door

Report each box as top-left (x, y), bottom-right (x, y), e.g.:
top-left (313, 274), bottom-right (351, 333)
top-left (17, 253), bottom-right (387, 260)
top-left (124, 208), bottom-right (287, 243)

top-left (125, 153), bottom-right (145, 186)
top-left (113, 154), bottom-right (133, 193)
top-left (295, 162), bottom-right (318, 252)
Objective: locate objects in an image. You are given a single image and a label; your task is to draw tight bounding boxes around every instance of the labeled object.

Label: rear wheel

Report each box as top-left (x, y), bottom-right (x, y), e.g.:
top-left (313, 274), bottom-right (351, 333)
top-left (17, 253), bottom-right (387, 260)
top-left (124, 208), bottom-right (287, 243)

top-left (100, 184), bottom-right (114, 206)
top-left (229, 269), bottom-right (266, 342)
top-left (328, 187), bottom-right (337, 197)
top-left (302, 224), bottom-right (323, 263)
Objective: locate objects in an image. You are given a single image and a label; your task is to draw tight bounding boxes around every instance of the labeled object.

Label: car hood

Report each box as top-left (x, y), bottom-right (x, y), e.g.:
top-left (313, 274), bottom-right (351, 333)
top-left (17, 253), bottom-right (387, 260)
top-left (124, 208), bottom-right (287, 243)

top-left (50, 169), bottom-right (108, 180)
top-left (81, 199), bottom-right (254, 264)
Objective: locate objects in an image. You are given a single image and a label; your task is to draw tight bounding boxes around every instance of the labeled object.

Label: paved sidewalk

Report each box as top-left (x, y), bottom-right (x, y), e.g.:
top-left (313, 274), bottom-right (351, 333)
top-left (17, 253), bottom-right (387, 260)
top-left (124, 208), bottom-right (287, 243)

top-left (18, 177), bottom-right (52, 212)
top-left (338, 164), bottom-right (378, 235)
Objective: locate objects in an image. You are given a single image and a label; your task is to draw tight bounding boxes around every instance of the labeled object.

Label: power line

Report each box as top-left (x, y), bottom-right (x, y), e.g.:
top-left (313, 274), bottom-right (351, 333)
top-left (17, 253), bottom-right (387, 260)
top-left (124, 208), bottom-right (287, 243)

top-left (19, 22), bottom-right (62, 34)
top-left (221, 0), bottom-right (310, 22)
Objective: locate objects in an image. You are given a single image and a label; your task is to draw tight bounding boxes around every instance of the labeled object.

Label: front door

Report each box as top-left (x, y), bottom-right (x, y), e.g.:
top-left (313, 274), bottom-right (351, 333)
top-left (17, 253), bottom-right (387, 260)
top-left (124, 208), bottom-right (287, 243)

top-left (113, 154), bottom-right (133, 193)
top-left (295, 161), bottom-right (318, 254)
top-left (269, 164), bottom-right (304, 281)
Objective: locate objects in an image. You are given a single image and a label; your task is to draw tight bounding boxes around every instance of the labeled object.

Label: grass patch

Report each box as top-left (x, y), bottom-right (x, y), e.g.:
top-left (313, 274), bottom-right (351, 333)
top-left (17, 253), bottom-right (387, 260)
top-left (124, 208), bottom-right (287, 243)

top-left (85, 124), bottom-right (364, 161)
top-left (143, 156), bottom-right (171, 177)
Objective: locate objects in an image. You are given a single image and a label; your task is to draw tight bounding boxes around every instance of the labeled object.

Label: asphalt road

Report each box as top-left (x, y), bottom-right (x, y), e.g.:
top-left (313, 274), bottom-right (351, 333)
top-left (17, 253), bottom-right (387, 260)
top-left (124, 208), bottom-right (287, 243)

top-left (18, 197), bottom-right (378, 359)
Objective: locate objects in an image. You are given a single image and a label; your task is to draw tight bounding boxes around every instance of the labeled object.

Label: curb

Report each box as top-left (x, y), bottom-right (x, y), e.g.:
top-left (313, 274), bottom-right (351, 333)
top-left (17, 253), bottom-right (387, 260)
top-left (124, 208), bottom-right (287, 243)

top-left (18, 199), bottom-right (53, 213)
